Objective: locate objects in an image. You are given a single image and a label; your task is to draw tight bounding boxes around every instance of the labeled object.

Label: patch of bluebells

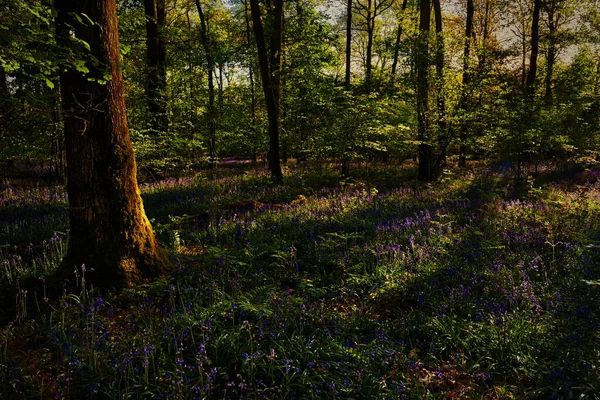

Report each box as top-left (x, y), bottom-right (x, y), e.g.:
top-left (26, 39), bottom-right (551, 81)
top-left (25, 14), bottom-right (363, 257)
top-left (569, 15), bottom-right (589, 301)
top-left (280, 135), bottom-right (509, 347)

top-left (3, 164), bottom-right (600, 398)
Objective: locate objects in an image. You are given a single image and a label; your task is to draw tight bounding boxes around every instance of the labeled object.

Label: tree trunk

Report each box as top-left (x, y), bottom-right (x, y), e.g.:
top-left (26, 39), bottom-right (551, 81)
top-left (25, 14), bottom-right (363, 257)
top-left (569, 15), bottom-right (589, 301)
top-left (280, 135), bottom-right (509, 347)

top-left (250, 0), bottom-right (283, 182)
top-left (390, 0), bottom-right (408, 81)
top-left (0, 65), bottom-right (8, 104)
top-left (432, 0), bottom-right (447, 169)
top-left (195, 0), bottom-right (217, 165)
top-left (526, 0), bottom-right (541, 95)
top-left (55, 0), bottom-right (170, 288)
top-left (417, 0), bottom-right (432, 181)
top-left (0, 65), bottom-right (10, 180)
top-left (144, 0), bottom-right (168, 135)
top-left (345, 0), bottom-right (352, 90)
top-left (477, 0), bottom-right (490, 71)
top-left (365, 0), bottom-right (374, 88)
top-left (244, 0), bottom-right (259, 161)
top-left (544, 5), bottom-right (556, 104)
top-left (0, 65), bottom-right (9, 158)
top-left (458, 0), bottom-right (473, 168)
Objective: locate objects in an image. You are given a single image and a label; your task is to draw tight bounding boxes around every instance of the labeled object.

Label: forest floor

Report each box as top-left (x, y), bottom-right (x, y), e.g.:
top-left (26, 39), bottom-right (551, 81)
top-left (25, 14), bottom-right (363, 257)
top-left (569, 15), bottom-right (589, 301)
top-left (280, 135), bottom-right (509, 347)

top-left (1, 159), bottom-right (599, 399)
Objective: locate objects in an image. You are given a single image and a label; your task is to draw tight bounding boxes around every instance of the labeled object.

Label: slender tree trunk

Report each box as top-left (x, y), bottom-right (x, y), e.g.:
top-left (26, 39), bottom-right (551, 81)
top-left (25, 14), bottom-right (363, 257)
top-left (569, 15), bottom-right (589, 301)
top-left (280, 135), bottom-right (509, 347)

top-left (244, 0), bottom-right (259, 161)
top-left (186, 9), bottom-right (196, 158)
top-left (250, 0), bottom-right (283, 182)
top-left (144, 0), bottom-right (168, 135)
top-left (478, 0), bottom-right (490, 71)
top-left (0, 66), bottom-right (9, 130)
top-left (365, 0), bottom-right (374, 88)
top-left (51, 91), bottom-right (65, 184)
top-left (345, 0), bottom-right (352, 90)
top-left (432, 0), bottom-right (447, 169)
top-left (342, 0), bottom-right (353, 176)
top-left (55, 0), bottom-right (169, 288)
top-left (390, 0), bottom-right (408, 81)
top-left (544, 6), bottom-right (556, 104)
top-left (417, 0), bottom-right (432, 181)
top-left (458, 0), bottom-right (473, 168)
top-left (526, 0), bottom-right (541, 95)
top-left (0, 65), bottom-right (8, 105)
top-left (0, 65), bottom-right (10, 178)
top-left (195, 0), bottom-right (217, 165)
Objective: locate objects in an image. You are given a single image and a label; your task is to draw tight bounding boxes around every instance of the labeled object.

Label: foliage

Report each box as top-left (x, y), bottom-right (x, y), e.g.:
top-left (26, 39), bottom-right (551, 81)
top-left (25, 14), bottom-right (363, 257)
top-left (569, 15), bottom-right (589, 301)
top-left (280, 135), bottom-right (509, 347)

top-left (2, 162), bottom-right (600, 398)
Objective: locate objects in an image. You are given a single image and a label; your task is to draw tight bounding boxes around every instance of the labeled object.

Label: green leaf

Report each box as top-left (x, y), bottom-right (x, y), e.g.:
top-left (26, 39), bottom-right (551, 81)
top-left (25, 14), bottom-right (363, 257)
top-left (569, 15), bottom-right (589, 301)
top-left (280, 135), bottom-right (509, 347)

top-left (74, 60), bottom-right (90, 74)
top-left (45, 79), bottom-right (54, 89)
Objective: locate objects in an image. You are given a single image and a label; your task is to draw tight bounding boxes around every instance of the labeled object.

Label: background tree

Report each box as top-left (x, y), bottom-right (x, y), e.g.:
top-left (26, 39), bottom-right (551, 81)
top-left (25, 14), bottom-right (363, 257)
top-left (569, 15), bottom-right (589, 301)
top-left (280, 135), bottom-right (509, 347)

top-left (195, 0), bottom-right (217, 164)
top-left (458, 0), bottom-right (474, 168)
top-left (526, 0), bottom-right (541, 94)
top-left (250, 0), bottom-right (284, 182)
top-left (353, 0), bottom-right (394, 89)
top-left (144, 0), bottom-right (169, 136)
top-left (416, 0), bottom-right (432, 180)
top-left (390, 0), bottom-right (408, 81)
top-left (55, 0), bottom-right (169, 287)
top-left (432, 0), bottom-right (448, 168)
top-left (346, 0), bottom-right (353, 90)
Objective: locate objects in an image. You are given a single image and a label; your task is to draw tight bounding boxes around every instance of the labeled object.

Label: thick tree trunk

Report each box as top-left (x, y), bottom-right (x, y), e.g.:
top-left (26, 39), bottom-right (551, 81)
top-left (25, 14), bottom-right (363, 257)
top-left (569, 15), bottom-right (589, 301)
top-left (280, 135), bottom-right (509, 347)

top-left (417, 0), bottom-right (432, 181)
top-left (390, 0), bottom-right (408, 81)
top-left (55, 0), bottom-right (169, 288)
top-left (250, 0), bottom-right (283, 182)
top-left (144, 0), bottom-right (168, 135)
top-left (526, 0), bottom-right (541, 95)
top-left (195, 0), bottom-right (217, 165)
top-left (458, 0), bottom-right (473, 168)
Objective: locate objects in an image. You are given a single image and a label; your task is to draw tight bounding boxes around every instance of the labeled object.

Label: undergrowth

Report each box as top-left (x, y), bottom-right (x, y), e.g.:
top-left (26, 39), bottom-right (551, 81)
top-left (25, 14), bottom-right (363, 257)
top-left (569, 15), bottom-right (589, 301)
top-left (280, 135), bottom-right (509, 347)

top-left (0, 161), bottom-right (599, 399)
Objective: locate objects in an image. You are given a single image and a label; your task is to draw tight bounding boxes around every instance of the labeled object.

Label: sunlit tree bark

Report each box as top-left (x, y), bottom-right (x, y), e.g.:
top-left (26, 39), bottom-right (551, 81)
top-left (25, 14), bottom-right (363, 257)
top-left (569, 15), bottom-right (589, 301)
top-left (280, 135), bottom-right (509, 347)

top-left (55, 0), bottom-right (170, 287)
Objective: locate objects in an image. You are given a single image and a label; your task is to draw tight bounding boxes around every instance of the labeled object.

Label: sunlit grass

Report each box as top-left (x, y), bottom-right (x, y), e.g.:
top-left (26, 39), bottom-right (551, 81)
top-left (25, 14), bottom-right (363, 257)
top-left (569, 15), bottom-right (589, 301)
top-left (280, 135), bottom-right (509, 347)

top-left (1, 161), bottom-right (599, 398)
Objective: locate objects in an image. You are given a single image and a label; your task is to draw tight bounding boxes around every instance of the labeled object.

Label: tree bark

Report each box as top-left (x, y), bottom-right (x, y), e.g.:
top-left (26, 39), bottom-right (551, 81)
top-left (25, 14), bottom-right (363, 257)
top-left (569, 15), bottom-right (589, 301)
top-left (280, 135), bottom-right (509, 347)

top-left (365, 0), bottom-right (374, 88)
top-left (354, 0), bottom-right (392, 89)
top-left (0, 65), bottom-right (10, 176)
top-left (345, 0), bottom-right (352, 90)
top-left (544, 4), bottom-right (556, 104)
top-left (243, 0), bottom-right (259, 161)
top-left (195, 0), bottom-right (217, 165)
top-left (477, 0), bottom-right (490, 71)
top-left (144, 0), bottom-right (168, 135)
top-left (526, 0), bottom-right (541, 95)
top-left (55, 0), bottom-right (170, 288)
top-left (432, 0), bottom-right (447, 169)
top-left (458, 0), bottom-right (473, 168)
top-left (417, 0), bottom-right (432, 181)
top-left (250, 0), bottom-right (283, 182)
top-left (390, 0), bottom-right (408, 81)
